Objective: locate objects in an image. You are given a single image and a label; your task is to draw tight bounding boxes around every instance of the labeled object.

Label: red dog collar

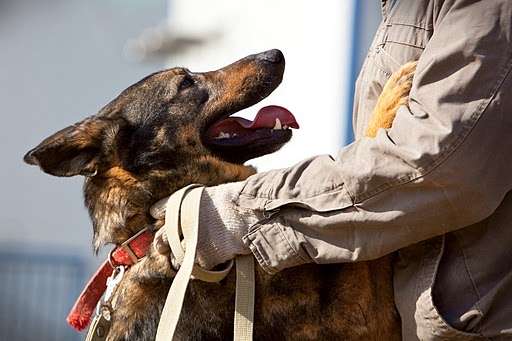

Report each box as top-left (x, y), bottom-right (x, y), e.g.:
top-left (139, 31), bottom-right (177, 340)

top-left (67, 228), bottom-right (154, 331)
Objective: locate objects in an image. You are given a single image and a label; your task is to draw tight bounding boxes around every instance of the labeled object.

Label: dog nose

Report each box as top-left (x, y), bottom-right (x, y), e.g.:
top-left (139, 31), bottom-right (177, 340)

top-left (257, 49), bottom-right (284, 64)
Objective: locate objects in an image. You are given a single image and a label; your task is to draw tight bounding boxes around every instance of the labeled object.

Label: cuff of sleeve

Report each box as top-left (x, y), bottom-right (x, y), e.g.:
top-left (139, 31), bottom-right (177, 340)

top-left (196, 182), bottom-right (255, 269)
top-left (242, 223), bottom-right (309, 274)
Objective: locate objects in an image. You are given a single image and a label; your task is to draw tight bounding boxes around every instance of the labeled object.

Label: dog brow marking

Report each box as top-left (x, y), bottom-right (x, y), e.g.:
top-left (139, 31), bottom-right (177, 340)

top-left (105, 166), bottom-right (138, 184)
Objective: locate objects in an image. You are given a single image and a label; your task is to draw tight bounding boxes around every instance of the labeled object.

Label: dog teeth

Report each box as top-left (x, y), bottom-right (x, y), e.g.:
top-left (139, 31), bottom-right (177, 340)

top-left (273, 118), bottom-right (282, 130)
top-left (214, 132), bottom-right (231, 139)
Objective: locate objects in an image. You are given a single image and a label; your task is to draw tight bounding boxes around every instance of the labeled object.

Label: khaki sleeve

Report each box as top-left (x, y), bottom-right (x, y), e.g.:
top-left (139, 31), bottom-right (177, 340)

top-left (236, 0), bottom-right (512, 273)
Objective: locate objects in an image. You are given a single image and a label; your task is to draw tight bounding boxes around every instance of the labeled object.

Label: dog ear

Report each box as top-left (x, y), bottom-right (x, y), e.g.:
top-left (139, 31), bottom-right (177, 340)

top-left (23, 117), bottom-right (110, 177)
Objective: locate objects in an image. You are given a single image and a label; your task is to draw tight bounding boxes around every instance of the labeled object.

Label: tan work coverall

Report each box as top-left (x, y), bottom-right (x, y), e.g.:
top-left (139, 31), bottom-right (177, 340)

top-left (231, 0), bottom-right (512, 339)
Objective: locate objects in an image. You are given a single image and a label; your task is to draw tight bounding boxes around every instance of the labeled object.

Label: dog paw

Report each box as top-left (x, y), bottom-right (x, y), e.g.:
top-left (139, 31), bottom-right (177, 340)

top-left (365, 61), bottom-right (418, 138)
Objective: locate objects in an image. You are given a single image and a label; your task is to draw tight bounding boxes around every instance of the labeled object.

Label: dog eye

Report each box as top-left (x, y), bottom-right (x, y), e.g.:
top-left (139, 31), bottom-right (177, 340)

top-left (178, 75), bottom-right (195, 91)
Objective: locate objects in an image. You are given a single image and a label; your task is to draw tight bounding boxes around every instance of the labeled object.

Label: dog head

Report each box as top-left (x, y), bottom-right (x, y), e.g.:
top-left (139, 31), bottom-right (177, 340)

top-left (24, 49), bottom-right (298, 251)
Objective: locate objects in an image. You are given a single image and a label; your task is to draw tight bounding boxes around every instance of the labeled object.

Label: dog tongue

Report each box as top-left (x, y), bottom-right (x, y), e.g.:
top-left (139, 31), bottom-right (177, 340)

top-left (236, 105), bottom-right (299, 129)
top-left (207, 105), bottom-right (299, 138)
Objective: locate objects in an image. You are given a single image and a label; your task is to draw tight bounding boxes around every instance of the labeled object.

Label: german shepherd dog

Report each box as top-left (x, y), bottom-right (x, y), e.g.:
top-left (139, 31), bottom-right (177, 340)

top-left (24, 49), bottom-right (415, 340)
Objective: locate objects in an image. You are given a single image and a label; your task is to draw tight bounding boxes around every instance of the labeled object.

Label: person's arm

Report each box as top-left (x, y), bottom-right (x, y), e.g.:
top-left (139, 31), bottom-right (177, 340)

top-left (153, 0), bottom-right (512, 273)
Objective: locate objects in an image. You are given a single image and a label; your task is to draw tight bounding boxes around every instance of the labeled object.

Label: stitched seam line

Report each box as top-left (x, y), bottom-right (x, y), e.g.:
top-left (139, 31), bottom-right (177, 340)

top-left (355, 54), bottom-right (512, 203)
top-left (453, 233), bottom-right (484, 333)
top-left (454, 234), bottom-right (482, 302)
top-left (239, 185), bottom-right (345, 200)
top-left (386, 22), bottom-right (433, 30)
top-left (244, 225), bottom-right (276, 274)
top-left (384, 40), bottom-right (426, 49)
top-left (277, 219), bottom-right (309, 264)
top-left (379, 45), bottom-right (403, 68)
top-left (248, 242), bottom-right (275, 275)
top-left (373, 65), bottom-right (392, 78)
top-left (427, 238), bottom-right (444, 337)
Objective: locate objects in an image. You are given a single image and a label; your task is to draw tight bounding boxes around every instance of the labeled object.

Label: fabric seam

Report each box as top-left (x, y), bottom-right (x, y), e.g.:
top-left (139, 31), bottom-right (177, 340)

top-left (454, 233), bottom-right (484, 333)
top-left (238, 185), bottom-right (345, 201)
top-left (387, 22), bottom-right (433, 30)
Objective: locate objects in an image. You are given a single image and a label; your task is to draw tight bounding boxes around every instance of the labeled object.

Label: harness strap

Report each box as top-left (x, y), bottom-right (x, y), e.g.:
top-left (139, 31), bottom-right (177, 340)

top-left (155, 184), bottom-right (255, 341)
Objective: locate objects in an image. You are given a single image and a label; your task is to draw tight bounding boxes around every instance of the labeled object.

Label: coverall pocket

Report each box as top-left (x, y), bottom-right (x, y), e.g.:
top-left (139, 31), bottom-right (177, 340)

top-left (415, 288), bottom-right (486, 341)
top-left (412, 236), bottom-right (487, 340)
top-left (373, 23), bottom-right (429, 77)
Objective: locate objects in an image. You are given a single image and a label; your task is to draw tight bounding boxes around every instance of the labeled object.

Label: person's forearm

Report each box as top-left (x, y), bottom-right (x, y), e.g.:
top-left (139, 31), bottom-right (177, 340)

top-left (203, 0), bottom-right (512, 274)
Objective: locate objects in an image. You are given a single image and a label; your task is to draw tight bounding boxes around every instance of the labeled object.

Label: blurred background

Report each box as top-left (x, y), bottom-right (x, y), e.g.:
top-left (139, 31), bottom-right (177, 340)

top-left (0, 0), bottom-right (381, 339)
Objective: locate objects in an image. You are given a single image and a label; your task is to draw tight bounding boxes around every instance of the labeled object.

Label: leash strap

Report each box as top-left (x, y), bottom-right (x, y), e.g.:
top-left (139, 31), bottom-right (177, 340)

top-left (85, 313), bottom-right (110, 341)
top-left (234, 255), bottom-right (255, 340)
top-left (155, 185), bottom-right (204, 341)
top-left (165, 185), bottom-right (233, 283)
top-left (155, 184), bottom-right (254, 341)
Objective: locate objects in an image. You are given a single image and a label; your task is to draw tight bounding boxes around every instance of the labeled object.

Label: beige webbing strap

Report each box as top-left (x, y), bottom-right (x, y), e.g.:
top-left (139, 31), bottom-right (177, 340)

top-left (163, 185), bottom-right (233, 283)
top-left (155, 185), bottom-right (202, 341)
top-left (85, 313), bottom-right (110, 341)
top-left (234, 255), bottom-right (255, 340)
top-left (155, 184), bottom-right (254, 341)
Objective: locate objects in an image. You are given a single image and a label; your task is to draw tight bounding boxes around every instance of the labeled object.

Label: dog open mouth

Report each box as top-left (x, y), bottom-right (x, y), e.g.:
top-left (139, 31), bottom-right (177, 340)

top-left (203, 105), bottom-right (299, 163)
